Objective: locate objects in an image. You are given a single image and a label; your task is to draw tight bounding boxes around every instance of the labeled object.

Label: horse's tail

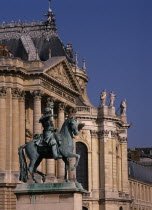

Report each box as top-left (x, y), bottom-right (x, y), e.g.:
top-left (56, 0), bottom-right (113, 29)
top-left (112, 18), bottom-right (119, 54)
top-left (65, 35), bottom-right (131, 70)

top-left (18, 144), bottom-right (28, 183)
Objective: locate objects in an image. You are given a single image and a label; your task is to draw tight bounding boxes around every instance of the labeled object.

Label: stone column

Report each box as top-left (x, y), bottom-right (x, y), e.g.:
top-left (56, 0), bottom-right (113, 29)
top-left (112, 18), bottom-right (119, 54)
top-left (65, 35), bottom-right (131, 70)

top-left (32, 90), bottom-right (43, 135)
top-left (32, 90), bottom-right (43, 171)
top-left (6, 87), bottom-right (12, 171)
top-left (120, 137), bottom-right (129, 193)
top-left (90, 130), bottom-right (99, 198)
top-left (57, 103), bottom-right (65, 180)
top-left (19, 91), bottom-right (25, 146)
top-left (0, 87), bottom-right (7, 170)
top-left (12, 88), bottom-right (20, 171)
top-left (46, 97), bottom-right (56, 179)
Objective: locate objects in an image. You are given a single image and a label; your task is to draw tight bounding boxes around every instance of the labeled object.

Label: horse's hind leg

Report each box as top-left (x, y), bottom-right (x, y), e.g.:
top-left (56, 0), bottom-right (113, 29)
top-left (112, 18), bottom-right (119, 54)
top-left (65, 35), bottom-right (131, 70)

top-left (34, 157), bottom-right (46, 183)
top-left (28, 159), bottom-right (39, 183)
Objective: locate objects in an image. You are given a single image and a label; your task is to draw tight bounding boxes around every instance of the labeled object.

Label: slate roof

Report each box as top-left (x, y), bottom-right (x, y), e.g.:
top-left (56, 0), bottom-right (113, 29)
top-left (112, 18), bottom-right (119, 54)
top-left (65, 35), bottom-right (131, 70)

top-left (0, 9), bottom-right (74, 63)
top-left (128, 160), bottom-right (152, 184)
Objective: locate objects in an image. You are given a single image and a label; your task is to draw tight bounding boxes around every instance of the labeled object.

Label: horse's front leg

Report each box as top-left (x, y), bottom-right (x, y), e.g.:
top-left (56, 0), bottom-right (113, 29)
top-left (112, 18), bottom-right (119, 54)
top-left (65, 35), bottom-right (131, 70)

top-left (34, 169), bottom-right (46, 183)
top-left (66, 153), bottom-right (80, 171)
top-left (62, 158), bottom-right (70, 182)
top-left (34, 157), bottom-right (46, 183)
top-left (71, 154), bottom-right (80, 171)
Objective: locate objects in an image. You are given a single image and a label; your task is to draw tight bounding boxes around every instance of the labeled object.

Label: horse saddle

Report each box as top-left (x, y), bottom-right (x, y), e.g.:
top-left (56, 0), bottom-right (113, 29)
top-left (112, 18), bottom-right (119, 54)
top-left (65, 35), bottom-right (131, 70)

top-left (33, 134), bottom-right (45, 147)
top-left (33, 133), bottom-right (61, 147)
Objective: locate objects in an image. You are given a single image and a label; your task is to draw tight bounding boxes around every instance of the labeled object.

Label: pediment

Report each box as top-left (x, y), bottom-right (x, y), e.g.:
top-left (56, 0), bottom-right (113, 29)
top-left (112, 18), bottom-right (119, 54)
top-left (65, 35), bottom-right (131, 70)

top-left (43, 57), bottom-right (82, 95)
top-left (46, 63), bottom-right (72, 88)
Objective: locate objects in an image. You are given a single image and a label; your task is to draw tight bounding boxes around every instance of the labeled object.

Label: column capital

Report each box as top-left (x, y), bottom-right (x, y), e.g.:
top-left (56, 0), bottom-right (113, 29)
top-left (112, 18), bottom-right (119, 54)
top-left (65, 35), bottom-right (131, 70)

top-left (47, 96), bottom-right (56, 105)
top-left (0, 86), bottom-right (7, 98)
top-left (32, 90), bottom-right (43, 100)
top-left (12, 87), bottom-right (22, 99)
top-left (19, 90), bottom-right (25, 101)
top-left (118, 136), bottom-right (128, 143)
top-left (58, 102), bottom-right (66, 111)
top-left (66, 107), bottom-right (77, 118)
top-left (90, 130), bottom-right (98, 137)
top-left (98, 130), bottom-right (109, 137)
top-left (111, 131), bottom-right (118, 138)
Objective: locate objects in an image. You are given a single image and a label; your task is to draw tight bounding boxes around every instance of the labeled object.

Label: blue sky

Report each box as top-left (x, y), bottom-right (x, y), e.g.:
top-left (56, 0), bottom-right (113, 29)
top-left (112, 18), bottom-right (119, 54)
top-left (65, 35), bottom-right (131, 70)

top-left (0, 0), bottom-right (152, 148)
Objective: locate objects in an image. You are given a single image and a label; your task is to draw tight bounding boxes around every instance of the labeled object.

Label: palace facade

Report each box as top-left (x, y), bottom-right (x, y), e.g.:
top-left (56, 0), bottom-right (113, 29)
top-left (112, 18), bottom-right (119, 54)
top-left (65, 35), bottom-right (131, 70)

top-left (0, 3), bottom-right (151, 210)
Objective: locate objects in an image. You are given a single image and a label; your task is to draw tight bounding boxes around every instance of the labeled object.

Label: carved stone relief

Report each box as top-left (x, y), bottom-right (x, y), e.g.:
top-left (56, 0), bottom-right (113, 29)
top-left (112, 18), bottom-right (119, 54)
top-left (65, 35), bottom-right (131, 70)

top-left (47, 64), bottom-right (71, 87)
top-left (0, 87), bottom-right (7, 97)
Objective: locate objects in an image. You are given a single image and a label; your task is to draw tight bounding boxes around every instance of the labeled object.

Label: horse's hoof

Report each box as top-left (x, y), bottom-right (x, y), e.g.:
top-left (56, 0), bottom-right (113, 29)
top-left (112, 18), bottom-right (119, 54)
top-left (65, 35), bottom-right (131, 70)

top-left (71, 166), bottom-right (75, 171)
top-left (42, 176), bottom-right (46, 183)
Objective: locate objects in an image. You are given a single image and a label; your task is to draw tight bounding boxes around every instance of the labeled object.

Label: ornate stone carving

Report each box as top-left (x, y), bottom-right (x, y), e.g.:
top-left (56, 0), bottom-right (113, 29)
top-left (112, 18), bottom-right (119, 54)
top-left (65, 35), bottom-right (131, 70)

top-left (12, 87), bottom-right (22, 98)
top-left (77, 78), bottom-right (86, 91)
top-left (0, 87), bottom-right (7, 97)
top-left (58, 102), bottom-right (66, 111)
top-left (32, 90), bottom-right (43, 100)
top-left (118, 136), bottom-right (128, 142)
top-left (90, 130), bottom-right (98, 137)
top-left (47, 64), bottom-right (71, 87)
top-left (46, 96), bottom-right (56, 106)
top-left (41, 81), bottom-right (75, 103)
top-left (111, 131), bottom-right (118, 138)
top-left (118, 129), bottom-right (126, 134)
top-left (98, 130), bottom-right (109, 137)
top-left (66, 107), bottom-right (77, 118)
top-left (19, 90), bottom-right (25, 101)
top-left (78, 130), bottom-right (88, 140)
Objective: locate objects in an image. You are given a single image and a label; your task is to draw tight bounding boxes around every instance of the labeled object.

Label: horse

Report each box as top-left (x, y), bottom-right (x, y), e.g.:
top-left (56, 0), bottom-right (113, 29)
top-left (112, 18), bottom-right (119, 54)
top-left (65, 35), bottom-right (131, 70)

top-left (18, 117), bottom-right (83, 183)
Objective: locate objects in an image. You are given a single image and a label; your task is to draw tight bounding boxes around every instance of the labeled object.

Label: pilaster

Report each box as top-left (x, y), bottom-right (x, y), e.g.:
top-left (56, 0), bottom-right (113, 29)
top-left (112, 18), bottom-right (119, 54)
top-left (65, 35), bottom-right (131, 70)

top-left (19, 91), bottom-right (25, 146)
top-left (57, 102), bottom-right (65, 180)
top-left (32, 90), bottom-right (43, 135)
top-left (90, 130), bottom-right (99, 199)
top-left (46, 96), bottom-right (56, 180)
top-left (0, 87), bottom-right (7, 171)
top-left (11, 87), bottom-right (20, 171)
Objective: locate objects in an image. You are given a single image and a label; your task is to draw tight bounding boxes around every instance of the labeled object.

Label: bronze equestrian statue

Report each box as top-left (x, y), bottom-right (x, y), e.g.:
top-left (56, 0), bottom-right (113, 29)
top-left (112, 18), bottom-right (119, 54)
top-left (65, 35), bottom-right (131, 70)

top-left (18, 104), bottom-right (84, 183)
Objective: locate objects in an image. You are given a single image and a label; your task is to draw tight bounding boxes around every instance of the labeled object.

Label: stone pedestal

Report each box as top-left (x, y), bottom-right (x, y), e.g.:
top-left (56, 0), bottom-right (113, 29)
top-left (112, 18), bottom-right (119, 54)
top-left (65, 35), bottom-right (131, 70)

top-left (14, 182), bottom-right (84, 210)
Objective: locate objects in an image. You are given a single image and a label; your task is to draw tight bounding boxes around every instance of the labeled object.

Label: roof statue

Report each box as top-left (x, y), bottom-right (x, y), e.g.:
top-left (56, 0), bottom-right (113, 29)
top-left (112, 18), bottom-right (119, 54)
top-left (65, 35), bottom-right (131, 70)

top-left (120, 99), bottom-right (127, 115)
top-left (109, 91), bottom-right (116, 107)
top-left (100, 89), bottom-right (107, 106)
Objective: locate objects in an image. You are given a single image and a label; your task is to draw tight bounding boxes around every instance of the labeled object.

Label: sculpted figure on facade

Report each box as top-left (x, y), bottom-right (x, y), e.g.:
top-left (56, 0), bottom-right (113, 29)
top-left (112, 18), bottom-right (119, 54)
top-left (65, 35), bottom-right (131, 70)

top-left (100, 89), bottom-right (107, 106)
top-left (120, 99), bottom-right (127, 115)
top-left (109, 91), bottom-right (116, 107)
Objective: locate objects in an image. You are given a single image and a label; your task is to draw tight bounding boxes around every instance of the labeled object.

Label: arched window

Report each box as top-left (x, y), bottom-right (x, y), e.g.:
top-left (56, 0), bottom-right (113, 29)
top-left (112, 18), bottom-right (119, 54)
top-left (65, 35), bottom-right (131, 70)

top-left (83, 207), bottom-right (88, 210)
top-left (120, 207), bottom-right (123, 210)
top-left (76, 142), bottom-right (88, 190)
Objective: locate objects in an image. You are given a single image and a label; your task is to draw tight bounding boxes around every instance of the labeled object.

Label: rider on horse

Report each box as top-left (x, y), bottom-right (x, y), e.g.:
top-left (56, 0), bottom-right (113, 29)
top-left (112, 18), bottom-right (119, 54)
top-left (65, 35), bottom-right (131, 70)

top-left (39, 103), bottom-right (61, 160)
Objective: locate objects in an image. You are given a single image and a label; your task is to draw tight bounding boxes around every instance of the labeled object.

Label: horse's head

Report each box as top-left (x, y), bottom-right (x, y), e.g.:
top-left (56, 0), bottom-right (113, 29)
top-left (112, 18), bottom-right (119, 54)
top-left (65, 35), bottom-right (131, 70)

top-left (68, 117), bottom-right (79, 136)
